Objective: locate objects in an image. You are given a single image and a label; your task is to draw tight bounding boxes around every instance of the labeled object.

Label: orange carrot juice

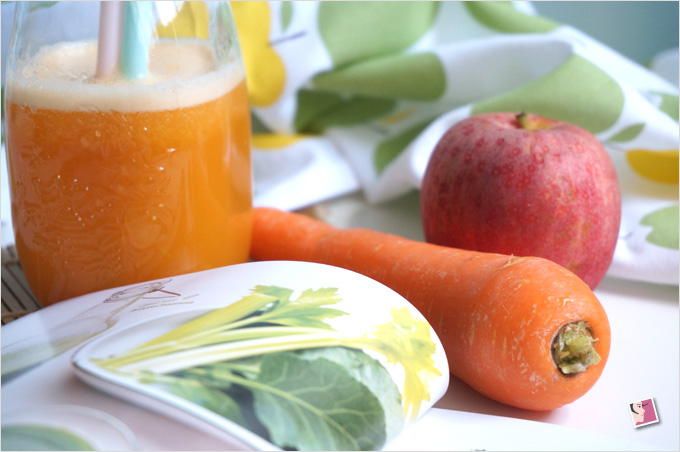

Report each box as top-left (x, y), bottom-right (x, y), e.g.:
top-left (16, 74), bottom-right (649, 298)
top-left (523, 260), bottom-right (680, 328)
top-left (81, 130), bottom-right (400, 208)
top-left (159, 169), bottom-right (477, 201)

top-left (4, 40), bottom-right (252, 306)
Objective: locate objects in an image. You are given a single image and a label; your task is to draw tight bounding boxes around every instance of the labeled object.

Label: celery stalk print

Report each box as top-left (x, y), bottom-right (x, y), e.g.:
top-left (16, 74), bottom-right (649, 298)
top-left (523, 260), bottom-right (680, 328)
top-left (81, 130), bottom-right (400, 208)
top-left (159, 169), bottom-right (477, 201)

top-left (94, 286), bottom-right (441, 451)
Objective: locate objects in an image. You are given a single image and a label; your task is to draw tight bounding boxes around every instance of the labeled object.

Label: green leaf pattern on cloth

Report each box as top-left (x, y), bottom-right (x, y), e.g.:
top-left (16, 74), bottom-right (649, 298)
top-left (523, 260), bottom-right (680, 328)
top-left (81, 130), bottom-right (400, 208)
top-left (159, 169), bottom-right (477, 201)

top-left (313, 52), bottom-right (446, 101)
top-left (464, 1), bottom-right (559, 33)
top-left (472, 55), bottom-right (625, 134)
top-left (655, 92), bottom-right (680, 121)
top-left (375, 120), bottom-right (434, 175)
top-left (280, 1), bottom-right (293, 32)
top-left (237, 1), bottom-right (679, 285)
top-left (641, 205), bottom-right (679, 250)
top-left (295, 90), bottom-right (396, 134)
top-left (609, 123), bottom-right (645, 143)
top-left (317, 2), bottom-right (439, 67)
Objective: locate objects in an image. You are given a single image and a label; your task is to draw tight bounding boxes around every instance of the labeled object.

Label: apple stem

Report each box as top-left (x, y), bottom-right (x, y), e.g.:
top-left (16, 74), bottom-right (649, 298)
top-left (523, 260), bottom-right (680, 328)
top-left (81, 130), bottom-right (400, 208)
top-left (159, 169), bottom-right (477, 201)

top-left (516, 111), bottom-right (530, 129)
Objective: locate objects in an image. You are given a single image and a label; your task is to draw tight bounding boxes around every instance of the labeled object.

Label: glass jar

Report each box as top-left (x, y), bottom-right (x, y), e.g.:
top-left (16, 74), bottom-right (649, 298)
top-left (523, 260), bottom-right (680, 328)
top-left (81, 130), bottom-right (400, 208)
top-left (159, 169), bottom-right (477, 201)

top-left (4, 1), bottom-right (252, 306)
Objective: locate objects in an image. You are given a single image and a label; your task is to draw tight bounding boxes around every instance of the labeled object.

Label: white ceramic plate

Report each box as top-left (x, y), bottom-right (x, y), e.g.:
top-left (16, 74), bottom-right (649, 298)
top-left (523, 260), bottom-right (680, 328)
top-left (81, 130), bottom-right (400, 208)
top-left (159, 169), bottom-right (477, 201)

top-left (72, 261), bottom-right (450, 451)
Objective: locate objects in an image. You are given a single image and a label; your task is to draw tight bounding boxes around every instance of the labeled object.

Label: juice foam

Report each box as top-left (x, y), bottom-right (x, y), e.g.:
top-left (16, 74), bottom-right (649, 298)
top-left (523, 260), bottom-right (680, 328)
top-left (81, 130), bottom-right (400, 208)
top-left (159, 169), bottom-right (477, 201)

top-left (5, 39), bottom-right (244, 112)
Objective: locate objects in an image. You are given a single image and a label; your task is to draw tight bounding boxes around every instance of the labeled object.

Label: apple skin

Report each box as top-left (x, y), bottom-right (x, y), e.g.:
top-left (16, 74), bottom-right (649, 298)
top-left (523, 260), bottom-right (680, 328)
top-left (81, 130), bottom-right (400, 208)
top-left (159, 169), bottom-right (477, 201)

top-left (420, 112), bottom-right (621, 289)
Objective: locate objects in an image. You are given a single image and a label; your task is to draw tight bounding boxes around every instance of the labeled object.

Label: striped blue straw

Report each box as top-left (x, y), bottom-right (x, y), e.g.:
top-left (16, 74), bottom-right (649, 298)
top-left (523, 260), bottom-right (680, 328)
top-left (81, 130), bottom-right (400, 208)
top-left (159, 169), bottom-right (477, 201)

top-left (120, 1), bottom-right (154, 79)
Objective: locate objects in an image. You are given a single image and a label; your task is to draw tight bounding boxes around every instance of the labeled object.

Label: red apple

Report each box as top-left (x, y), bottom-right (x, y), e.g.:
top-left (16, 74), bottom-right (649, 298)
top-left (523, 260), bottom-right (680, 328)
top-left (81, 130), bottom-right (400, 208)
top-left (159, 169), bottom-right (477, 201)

top-left (420, 112), bottom-right (621, 289)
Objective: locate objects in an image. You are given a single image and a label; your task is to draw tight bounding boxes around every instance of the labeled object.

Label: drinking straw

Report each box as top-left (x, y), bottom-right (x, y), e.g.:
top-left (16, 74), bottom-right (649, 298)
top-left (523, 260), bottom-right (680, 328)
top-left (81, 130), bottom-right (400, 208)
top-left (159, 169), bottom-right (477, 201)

top-left (95, 1), bottom-right (124, 79)
top-left (120, 1), bottom-right (154, 79)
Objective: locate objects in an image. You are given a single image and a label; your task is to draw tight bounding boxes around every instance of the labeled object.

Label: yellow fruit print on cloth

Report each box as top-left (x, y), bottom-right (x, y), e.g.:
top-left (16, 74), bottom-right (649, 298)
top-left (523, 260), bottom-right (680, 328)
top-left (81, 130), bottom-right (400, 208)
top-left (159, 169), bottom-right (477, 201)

top-left (626, 150), bottom-right (679, 184)
top-left (231, 1), bottom-right (286, 107)
top-left (252, 134), bottom-right (307, 150)
top-left (155, 1), bottom-right (208, 39)
top-left (622, 94), bottom-right (679, 184)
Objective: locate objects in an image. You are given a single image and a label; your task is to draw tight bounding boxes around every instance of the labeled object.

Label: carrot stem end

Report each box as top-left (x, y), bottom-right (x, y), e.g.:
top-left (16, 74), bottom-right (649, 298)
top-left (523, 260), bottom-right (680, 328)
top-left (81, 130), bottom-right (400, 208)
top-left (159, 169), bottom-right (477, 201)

top-left (552, 320), bottom-right (601, 375)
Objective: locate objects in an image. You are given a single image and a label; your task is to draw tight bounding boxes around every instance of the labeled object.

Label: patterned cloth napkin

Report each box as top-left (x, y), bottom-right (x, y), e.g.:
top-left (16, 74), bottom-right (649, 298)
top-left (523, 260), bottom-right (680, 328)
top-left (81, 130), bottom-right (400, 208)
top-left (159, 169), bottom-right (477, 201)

top-left (2, 2), bottom-right (676, 286)
top-left (231, 1), bottom-right (679, 286)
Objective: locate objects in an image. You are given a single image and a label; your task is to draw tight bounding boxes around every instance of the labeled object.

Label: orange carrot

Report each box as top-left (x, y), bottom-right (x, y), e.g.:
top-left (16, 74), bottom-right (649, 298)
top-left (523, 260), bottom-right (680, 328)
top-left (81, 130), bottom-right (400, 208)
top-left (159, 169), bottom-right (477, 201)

top-left (250, 207), bottom-right (611, 411)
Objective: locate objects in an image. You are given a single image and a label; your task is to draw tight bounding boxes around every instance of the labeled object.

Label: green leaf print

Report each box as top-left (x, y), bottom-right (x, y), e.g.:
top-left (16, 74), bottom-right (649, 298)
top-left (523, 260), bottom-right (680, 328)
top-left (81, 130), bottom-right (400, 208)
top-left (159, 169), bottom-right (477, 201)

top-left (251, 112), bottom-right (273, 134)
top-left (472, 54), bottom-right (625, 134)
top-left (252, 349), bottom-right (393, 451)
top-left (609, 123), bottom-right (645, 142)
top-left (295, 90), bottom-right (347, 133)
top-left (641, 205), bottom-right (679, 250)
top-left (654, 92), bottom-right (680, 121)
top-left (313, 52), bottom-right (446, 101)
top-left (374, 120), bottom-right (433, 175)
top-left (464, 1), bottom-right (559, 33)
top-left (280, 1), bottom-right (293, 32)
top-left (141, 372), bottom-right (250, 429)
top-left (318, 2), bottom-right (439, 68)
top-left (28, 2), bottom-right (59, 13)
top-left (95, 285), bottom-right (442, 451)
top-left (295, 90), bottom-right (396, 134)
top-left (1, 425), bottom-right (95, 451)
top-left (295, 347), bottom-right (404, 443)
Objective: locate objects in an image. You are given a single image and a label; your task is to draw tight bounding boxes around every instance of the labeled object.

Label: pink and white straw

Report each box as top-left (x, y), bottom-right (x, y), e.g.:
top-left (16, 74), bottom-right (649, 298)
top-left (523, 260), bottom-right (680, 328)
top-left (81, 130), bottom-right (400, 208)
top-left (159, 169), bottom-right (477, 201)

top-left (95, 1), bottom-right (124, 79)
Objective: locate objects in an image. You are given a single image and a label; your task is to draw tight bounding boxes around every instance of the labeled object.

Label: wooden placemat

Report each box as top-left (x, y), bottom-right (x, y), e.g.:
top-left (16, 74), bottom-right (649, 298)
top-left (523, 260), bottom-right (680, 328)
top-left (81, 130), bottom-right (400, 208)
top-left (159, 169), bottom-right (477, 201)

top-left (1, 246), bottom-right (42, 324)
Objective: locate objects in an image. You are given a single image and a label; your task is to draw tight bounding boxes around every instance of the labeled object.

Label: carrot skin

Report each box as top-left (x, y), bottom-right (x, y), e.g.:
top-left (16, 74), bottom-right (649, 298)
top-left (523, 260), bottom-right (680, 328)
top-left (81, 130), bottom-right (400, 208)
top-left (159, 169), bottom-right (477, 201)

top-left (250, 207), bottom-right (611, 411)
